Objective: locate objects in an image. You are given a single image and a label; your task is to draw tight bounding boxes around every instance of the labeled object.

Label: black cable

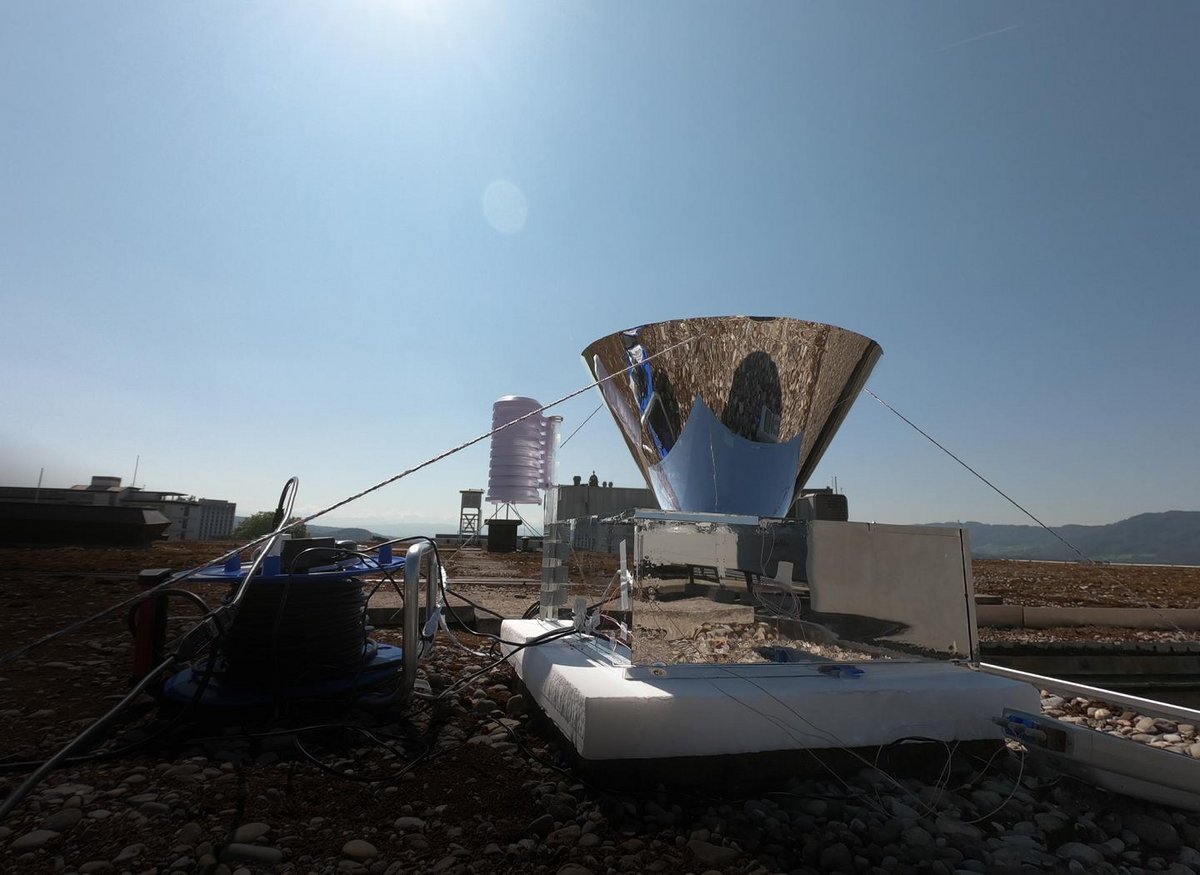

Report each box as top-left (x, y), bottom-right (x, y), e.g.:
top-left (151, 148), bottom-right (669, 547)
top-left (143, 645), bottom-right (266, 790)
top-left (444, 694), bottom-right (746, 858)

top-left (442, 585), bottom-right (507, 622)
top-left (1, 338), bottom-right (698, 669)
top-left (223, 578), bottom-right (369, 686)
top-left (0, 479), bottom-right (311, 812)
top-left (424, 626), bottom-right (580, 705)
top-left (270, 477), bottom-right (300, 533)
top-left (208, 545), bottom-right (376, 691)
top-left (126, 588), bottom-right (212, 636)
top-left (0, 480), bottom-right (302, 669)
top-left (0, 654), bottom-right (177, 819)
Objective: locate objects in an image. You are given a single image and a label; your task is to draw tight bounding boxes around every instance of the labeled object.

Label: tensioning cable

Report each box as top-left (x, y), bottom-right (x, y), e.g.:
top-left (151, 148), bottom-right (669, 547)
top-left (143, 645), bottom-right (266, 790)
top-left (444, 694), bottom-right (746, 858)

top-left (0, 333), bottom-right (702, 669)
top-left (864, 387), bottom-right (1190, 636)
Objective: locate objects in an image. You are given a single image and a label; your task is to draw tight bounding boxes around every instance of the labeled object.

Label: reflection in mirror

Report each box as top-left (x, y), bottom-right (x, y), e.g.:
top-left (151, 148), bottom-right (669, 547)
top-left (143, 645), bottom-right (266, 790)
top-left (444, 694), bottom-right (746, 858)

top-left (621, 513), bottom-right (978, 667)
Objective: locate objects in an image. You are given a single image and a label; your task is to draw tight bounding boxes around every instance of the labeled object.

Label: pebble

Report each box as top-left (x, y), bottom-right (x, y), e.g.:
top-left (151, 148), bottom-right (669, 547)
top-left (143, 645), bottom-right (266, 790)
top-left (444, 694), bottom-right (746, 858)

top-left (342, 839), bottom-right (378, 860)
top-left (525, 813), bottom-right (555, 837)
top-left (936, 815), bottom-right (984, 841)
top-left (10, 829), bottom-right (59, 851)
top-left (177, 822), bottom-right (202, 845)
top-left (114, 843), bottom-right (144, 862)
top-left (1129, 813), bottom-right (1182, 852)
top-left (687, 838), bottom-right (740, 866)
top-left (42, 809), bottom-right (83, 831)
top-left (232, 822), bottom-right (271, 843)
top-left (506, 694), bottom-right (527, 716)
top-left (819, 842), bottom-right (854, 871)
top-left (220, 844), bottom-right (283, 865)
top-left (1058, 842), bottom-right (1104, 865)
top-left (6, 636), bottom-right (1199, 875)
top-left (547, 824), bottom-right (581, 845)
top-left (556, 865), bottom-right (594, 875)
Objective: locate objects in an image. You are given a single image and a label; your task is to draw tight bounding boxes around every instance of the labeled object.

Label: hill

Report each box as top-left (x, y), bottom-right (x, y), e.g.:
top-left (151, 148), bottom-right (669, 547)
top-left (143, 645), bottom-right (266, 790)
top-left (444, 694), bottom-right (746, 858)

top-left (231, 517), bottom-right (386, 542)
top-left (927, 511), bottom-right (1200, 564)
top-left (305, 524), bottom-right (386, 542)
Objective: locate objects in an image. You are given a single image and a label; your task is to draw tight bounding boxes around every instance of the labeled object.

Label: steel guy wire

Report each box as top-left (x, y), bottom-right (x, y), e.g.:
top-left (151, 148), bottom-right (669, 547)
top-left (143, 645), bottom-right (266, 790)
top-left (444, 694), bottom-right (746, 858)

top-left (863, 387), bottom-right (1192, 640)
top-left (0, 333), bottom-right (702, 668)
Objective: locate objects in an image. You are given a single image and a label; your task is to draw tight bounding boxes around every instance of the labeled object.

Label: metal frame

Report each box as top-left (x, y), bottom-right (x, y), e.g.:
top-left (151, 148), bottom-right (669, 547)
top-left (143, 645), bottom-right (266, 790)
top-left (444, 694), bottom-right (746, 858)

top-left (980, 662), bottom-right (1200, 724)
top-left (401, 540), bottom-right (442, 702)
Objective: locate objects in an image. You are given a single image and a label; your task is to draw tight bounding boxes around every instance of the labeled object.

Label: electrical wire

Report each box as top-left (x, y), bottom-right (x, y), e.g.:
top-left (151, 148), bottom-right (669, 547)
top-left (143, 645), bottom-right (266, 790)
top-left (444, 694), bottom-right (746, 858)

top-left (125, 588), bottom-right (212, 637)
top-left (963, 745), bottom-right (1027, 824)
top-left (0, 482), bottom-right (304, 817)
top-left (0, 338), bottom-right (713, 812)
top-left (0, 477), bottom-right (300, 669)
top-left (0, 335), bottom-right (700, 670)
top-left (255, 334), bottom-right (701, 548)
top-left (706, 665), bottom-right (939, 816)
top-left (864, 387), bottom-right (1193, 638)
top-left (0, 653), bottom-right (178, 820)
top-left (864, 389), bottom-right (1088, 559)
top-left (558, 402), bottom-right (604, 448)
top-left (412, 626), bottom-right (581, 710)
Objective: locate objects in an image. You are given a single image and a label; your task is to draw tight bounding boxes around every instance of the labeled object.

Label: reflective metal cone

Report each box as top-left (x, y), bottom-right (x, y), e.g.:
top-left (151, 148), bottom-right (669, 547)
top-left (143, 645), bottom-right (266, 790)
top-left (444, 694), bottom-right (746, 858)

top-left (582, 316), bottom-right (882, 517)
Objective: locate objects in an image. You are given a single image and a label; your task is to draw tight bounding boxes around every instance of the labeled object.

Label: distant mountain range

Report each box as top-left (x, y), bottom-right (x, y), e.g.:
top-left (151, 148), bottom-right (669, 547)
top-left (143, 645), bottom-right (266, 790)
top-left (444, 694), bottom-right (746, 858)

top-left (306, 524), bottom-right (387, 542)
top-left (232, 518), bottom-right (389, 542)
top-left (926, 511), bottom-right (1200, 565)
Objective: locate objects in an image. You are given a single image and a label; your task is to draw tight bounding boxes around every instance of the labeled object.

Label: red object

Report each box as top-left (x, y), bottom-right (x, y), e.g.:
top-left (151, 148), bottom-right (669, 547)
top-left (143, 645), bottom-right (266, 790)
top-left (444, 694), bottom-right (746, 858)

top-left (131, 568), bottom-right (172, 685)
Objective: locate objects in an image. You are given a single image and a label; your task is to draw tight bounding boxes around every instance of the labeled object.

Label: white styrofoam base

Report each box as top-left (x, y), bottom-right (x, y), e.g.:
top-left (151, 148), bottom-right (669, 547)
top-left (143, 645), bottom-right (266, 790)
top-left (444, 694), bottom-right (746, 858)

top-left (502, 619), bottom-right (1041, 761)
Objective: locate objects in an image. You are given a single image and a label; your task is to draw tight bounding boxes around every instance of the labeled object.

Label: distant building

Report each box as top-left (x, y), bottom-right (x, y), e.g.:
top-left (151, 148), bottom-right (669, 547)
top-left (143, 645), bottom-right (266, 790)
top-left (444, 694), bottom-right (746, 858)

top-left (551, 474), bottom-right (657, 553)
top-left (0, 475), bottom-right (237, 541)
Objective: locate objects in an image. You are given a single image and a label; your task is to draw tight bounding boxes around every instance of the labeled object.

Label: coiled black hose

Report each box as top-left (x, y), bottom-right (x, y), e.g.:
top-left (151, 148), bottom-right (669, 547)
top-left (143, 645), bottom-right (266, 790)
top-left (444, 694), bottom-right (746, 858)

top-left (219, 577), bottom-right (370, 687)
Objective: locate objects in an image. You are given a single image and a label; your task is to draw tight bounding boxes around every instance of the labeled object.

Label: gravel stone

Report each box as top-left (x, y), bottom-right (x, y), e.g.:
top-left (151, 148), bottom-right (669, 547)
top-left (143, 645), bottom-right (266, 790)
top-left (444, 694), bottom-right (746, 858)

top-left (42, 809), bottom-right (83, 832)
top-left (555, 865), bottom-right (594, 875)
top-left (220, 843), bottom-right (283, 865)
top-left (687, 838), bottom-right (740, 866)
top-left (547, 825), bottom-right (581, 845)
top-left (1058, 842), bottom-right (1104, 865)
top-left (342, 840), bottom-right (378, 860)
top-left (525, 813), bottom-right (555, 838)
top-left (819, 842), bottom-right (854, 871)
top-left (10, 829), bottom-right (59, 852)
top-left (1129, 814), bottom-right (1182, 852)
top-left (232, 822), bottom-right (270, 843)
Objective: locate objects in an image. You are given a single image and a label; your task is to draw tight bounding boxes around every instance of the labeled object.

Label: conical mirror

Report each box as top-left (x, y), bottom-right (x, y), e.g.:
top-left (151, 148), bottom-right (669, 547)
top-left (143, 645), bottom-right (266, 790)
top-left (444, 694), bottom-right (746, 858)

top-left (583, 316), bottom-right (881, 517)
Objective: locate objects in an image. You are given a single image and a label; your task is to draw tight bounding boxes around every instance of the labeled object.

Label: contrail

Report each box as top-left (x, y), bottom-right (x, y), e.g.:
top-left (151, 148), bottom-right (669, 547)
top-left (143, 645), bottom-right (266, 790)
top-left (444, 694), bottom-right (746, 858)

top-left (941, 24), bottom-right (1019, 50)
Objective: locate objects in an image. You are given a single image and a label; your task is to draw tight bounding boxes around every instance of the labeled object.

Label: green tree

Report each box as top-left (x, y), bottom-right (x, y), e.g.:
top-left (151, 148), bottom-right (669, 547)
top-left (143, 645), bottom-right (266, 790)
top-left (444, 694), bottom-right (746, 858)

top-left (233, 511), bottom-right (309, 541)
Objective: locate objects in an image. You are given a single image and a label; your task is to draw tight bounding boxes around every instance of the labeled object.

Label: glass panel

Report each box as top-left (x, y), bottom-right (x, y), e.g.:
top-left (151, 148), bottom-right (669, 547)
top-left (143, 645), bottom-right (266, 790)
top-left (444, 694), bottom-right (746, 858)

top-left (625, 512), bottom-right (978, 666)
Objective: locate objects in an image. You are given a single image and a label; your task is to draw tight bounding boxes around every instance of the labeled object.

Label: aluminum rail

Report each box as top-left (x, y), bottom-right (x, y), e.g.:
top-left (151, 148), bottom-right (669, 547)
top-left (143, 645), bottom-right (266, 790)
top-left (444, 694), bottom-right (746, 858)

top-left (978, 662), bottom-right (1200, 723)
top-left (400, 540), bottom-right (441, 703)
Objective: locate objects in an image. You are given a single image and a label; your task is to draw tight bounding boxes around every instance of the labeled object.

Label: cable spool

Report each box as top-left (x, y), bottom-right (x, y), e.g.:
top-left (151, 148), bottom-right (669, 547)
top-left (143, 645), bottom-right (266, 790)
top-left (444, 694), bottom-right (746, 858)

top-left (218, 576), bottom-right (370, 688)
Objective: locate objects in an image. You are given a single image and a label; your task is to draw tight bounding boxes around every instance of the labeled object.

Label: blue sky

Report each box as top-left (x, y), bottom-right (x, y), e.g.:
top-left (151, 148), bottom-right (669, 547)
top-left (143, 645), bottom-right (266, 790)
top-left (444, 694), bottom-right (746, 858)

top-left (2, 2), bottom-right (1196, 533)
